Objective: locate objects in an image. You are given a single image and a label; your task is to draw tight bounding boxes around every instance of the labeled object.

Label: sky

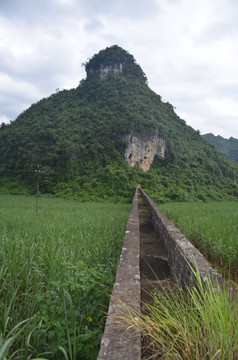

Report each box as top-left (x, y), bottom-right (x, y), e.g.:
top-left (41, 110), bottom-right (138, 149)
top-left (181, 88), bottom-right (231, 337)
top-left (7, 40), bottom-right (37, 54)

top-left (1, 0), bottom-right (238, 138)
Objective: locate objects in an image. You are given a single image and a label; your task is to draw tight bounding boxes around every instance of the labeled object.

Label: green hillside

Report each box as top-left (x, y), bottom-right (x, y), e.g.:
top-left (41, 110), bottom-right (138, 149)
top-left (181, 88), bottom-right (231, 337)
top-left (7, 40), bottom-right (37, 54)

top-left (203, 133), bottom-right (238, 164)
top-left (1, 45), bottom-right (238, 202)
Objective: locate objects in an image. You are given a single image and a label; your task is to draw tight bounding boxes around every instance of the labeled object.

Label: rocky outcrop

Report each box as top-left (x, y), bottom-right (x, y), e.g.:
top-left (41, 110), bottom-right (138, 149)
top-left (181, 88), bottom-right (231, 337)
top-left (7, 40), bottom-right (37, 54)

top-left (87, 63), bottom-right (123, 80)
top-left (123, 132), bottom-right (166, 172)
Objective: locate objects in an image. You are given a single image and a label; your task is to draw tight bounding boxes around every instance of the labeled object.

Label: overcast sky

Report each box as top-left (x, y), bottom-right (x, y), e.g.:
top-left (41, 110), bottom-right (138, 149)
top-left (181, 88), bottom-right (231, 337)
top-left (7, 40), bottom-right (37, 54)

top-left (1, 0), bottom-right (238, 138)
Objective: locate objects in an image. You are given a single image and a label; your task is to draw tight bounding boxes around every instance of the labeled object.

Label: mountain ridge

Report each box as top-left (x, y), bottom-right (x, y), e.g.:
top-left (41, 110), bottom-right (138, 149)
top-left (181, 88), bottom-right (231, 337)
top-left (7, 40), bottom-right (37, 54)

top-left (203, 133), bottom-right (238, 164)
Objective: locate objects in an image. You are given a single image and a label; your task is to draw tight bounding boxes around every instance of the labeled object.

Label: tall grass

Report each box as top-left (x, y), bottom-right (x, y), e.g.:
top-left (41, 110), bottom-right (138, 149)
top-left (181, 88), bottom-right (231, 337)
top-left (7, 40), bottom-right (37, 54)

top-left (160, 202), bottom-right (238, 275)
top-left (0, 195), bottom-right (130, 359)
top-left (119, 269), bottom-right (238, 359)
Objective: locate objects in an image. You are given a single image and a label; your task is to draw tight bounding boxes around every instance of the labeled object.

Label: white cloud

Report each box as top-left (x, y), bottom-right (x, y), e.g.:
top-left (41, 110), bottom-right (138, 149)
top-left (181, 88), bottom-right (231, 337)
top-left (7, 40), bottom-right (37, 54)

top-left (0, 0), bottom-right (238, 138)
top-left (0, 115), bottom-right (11, 124)
top-left (206, 98), bottom-right (238, 118)
top-left (0, 73), bottom-right (41, 98)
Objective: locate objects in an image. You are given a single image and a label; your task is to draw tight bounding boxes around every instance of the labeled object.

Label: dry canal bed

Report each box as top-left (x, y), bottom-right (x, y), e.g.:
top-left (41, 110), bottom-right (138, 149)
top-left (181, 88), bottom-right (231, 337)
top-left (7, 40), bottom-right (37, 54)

top-left (98, 189), bottom-right (238, 359)
top-left (139, 195), bottom-right (176, 358)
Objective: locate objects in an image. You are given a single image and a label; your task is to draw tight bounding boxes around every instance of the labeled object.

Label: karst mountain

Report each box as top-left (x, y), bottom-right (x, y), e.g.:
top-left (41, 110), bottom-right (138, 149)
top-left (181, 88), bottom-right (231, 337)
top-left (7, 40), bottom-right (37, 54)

top-left (203, 133), bottom-right (238, 164)
top-left (0, 45), bottom-right (238, 202)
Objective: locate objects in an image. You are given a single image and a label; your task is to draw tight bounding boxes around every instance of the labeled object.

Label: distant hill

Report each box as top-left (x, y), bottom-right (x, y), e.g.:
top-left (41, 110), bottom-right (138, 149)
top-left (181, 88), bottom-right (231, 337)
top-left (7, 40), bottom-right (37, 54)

top-left (203, 133), bottom-right (238, 164)
top-left (1, 45), bottom-right (238, 202)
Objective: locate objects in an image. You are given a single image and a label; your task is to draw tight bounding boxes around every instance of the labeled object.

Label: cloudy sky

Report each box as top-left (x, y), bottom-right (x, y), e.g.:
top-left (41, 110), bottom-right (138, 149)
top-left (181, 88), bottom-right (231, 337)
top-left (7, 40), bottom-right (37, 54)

top-left (1, 0), bottom-right (238, 138)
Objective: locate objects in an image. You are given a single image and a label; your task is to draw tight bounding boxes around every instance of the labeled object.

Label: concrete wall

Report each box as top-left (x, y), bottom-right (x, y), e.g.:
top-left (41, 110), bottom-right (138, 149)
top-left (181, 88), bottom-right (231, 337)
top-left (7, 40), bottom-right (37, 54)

top-left (98, 188), bottom-right (236, 359)
top-left (139, 188), bottom-right (224, 287)
top-left (97, 189), bottom-right (141, 360)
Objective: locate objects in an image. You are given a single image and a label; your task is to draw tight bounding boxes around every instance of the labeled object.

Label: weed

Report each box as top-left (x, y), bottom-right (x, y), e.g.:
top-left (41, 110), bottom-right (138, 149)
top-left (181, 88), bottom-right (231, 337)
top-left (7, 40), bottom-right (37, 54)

top-left (0, 195), bottom-right (130, 359)
top-left (118, 269), bottom-right (238, 359)
top-left (160, 201), bottom-right (238, 277)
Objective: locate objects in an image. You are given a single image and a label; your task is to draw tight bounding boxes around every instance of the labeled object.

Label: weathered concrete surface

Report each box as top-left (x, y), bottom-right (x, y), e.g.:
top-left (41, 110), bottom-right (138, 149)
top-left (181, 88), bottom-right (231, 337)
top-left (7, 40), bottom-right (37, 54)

top-left (139, 194), bottom-right (175, 324)
top-left (97, 189), bottom-right (141, 360)
top-left (98, 188), bottom-right (237, 359)
top-left (139, 188), bottom-right (225, 287)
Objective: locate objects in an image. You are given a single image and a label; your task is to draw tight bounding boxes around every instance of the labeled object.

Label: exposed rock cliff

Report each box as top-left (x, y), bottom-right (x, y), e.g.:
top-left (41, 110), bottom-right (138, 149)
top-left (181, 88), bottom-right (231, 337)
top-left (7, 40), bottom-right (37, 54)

top-left (85, 45), bottom-right (147, 82)
top-left (87, 63), bottom-right (123, 80)
top-left (123, 132), bottom-right (166, 172)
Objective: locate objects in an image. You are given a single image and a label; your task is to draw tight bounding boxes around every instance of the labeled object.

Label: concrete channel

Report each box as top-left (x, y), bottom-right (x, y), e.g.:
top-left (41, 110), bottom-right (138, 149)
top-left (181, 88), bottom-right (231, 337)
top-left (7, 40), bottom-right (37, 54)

top-left (97, 188), bottom-right (232, 359)
top-left (139, 193), bottom-right (173, 311)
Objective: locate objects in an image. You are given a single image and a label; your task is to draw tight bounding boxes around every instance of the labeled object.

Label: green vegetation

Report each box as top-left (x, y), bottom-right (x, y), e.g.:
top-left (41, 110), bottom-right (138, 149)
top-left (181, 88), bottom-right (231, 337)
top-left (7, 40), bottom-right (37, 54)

top-left (203, 133), bottom-right (238, 163)
top-left (120, 268), bottom-right (238, 359)
top-left (0, 45), bottom-right (238, 203)
top-left (85, 45), bottom-right (147, 82)
top-left (0, 195), bottom-right (130, 359)
top-left (160, 201), bottom-right (238, 276)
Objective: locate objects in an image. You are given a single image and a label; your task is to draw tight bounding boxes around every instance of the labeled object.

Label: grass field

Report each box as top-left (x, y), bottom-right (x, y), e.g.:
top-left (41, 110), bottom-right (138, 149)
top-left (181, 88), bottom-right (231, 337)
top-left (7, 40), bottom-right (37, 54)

top-left (0, 195), bottom-right (130, 360)
top-left (160, 201), bottom-right (238, 276)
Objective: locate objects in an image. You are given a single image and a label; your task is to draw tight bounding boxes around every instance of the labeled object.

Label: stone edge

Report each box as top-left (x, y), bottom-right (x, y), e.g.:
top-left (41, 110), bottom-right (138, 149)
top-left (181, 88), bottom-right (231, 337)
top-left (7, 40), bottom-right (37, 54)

top-left (97, 188), bottom-right (141, 360)
top-left (139, 188), bottom-right (229, 287)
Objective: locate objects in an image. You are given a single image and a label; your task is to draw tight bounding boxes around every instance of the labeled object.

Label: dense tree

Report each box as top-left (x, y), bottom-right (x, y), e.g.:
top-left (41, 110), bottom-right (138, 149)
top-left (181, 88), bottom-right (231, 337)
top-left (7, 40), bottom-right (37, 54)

top-left (0, 46), bottom-right (238, 202)
top-left (203, 133), bottom-right (238, 164)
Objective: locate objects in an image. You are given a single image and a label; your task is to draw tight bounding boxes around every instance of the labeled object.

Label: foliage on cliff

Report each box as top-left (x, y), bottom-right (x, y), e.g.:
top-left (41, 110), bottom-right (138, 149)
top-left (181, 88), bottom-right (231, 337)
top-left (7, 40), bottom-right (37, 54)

top-left (203, 133), bottom-right (238, 164)
top-left (85, 45), bottom-right (147, 82)
top-left (0, 45), bottom-right (238, 202)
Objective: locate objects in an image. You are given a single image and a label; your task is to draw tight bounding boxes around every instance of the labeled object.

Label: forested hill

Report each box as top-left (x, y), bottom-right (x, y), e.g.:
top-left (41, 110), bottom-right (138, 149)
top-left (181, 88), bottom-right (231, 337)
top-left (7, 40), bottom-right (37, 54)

top-left (0, 45), bottom-right (238, 202)
top-left (203, 133), bottom-right (238, 164)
